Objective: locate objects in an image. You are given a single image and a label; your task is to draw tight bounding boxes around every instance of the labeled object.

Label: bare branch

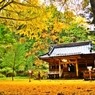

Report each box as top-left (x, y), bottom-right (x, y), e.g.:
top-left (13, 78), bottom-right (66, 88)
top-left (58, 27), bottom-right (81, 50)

top-left (59, 0), bottom-right (67, 12)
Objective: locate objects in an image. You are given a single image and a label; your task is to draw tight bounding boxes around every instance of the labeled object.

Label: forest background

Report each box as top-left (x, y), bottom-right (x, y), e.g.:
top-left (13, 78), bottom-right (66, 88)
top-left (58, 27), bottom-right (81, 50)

top-left (0, 0), bottom-right (95, 80)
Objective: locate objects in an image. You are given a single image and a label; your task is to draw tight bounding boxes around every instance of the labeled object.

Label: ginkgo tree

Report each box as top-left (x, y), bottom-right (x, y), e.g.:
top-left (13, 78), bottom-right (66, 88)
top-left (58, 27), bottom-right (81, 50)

top-left (0, 0), bottom-right (42, 39)
top-left (0, 0), bottom-right (90, 50)
top-left (0, 0), bottom-right (68, 40)
top-left (0, 0), bottom-right (91, 40)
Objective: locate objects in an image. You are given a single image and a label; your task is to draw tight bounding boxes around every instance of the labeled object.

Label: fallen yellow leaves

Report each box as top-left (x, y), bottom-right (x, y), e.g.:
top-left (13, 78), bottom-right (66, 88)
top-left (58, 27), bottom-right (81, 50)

top-left (0, 79), bottom-right (95, 95)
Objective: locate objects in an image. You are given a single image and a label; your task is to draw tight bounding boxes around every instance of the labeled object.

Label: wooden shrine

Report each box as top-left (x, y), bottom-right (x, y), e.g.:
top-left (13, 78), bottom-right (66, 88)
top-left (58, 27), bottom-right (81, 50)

top-left (39, 41), bottom-right (95, 79)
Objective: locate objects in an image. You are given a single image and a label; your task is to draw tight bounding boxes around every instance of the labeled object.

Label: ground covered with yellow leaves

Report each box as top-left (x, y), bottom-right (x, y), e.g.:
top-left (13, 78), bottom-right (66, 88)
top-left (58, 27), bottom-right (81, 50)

top-left (0, 79), bottom-right (95, 95)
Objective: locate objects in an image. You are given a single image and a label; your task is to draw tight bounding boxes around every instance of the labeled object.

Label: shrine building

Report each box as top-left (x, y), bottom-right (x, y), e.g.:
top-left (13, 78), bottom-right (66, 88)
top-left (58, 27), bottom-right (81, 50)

top-left (39, 41), bottom-right (95, 79)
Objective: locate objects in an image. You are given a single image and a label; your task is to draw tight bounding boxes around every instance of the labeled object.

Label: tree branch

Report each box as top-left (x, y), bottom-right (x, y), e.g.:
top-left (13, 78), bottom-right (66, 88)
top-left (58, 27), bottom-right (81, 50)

top-left (0, 0), bottom-right (40, 12)
top-left (12, 1), bottom-right (40, 8)
top-left (0, 0), bottom-right (5, 4)
top-left (90, 0), bottom-right (95, 24)
top-left (0, 0), bottom-right (14, 11)
top-left (0, 16), bottom-right (38, 21)
top-left (0, 1), bottom-right (40, 21)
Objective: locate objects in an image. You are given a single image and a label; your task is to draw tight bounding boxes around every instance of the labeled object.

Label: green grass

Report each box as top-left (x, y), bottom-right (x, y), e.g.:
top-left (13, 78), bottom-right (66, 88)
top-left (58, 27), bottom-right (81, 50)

top-left (0, 76), bottom-right (29, 81)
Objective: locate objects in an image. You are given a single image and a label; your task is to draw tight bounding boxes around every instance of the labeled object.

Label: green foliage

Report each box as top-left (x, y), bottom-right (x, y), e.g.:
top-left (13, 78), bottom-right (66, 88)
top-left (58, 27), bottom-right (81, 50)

top-left (26, 56), bottom-right (36, 70)
top-left (0, 73), bottom-right (5, 78)
top-left (2, 43), bottom-right (26, 80)
top-left (68, 24), bottom-right (89, 41)
top-left (0, 25), bottom-right (27, 79)
top-left (0, 25), bottom-right (15, 44)
top-left (2, 43), bottom-right (26, 70)
top-left (59, 23), bottom-right (90, 43)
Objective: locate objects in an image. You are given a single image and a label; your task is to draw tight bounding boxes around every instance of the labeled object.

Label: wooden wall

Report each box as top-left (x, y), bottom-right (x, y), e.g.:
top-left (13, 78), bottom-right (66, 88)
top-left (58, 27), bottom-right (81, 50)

top-left (48, 55), bottom-right (95, 79)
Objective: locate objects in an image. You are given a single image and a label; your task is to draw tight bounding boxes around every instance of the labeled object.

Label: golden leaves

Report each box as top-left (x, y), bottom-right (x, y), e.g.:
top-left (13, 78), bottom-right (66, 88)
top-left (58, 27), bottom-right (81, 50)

top-left (34, 59), bottom-right (42, 66)
top-left (52, 22), bottom-right (68, 33)
top-left (1, 80), bottom-right (95, 95)
top-left (19, 38), bottom-right (26, 44)
top-left (64, 11), bottom-right (75, 23)
top-left (1, 1), bottom-right (69, 41)
top-left (71, 16), bottom-right (90, 29)
top-left (73, 16), bottom-right (86, 24)
top-left (51, 35), bottom-right (57, 41)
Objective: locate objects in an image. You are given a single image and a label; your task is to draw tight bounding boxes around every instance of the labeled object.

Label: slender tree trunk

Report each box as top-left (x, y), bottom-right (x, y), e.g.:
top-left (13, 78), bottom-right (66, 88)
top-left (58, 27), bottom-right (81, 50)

top-left (90, 0), bottom-right (95, 24)
top-left (12, 68), bottom-right (15, 81)
top-left (12, 51), bottom-right (16, 81)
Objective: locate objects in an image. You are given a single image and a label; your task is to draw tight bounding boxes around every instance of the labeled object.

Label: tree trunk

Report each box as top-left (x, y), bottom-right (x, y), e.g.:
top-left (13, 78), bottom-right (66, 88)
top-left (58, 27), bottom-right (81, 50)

top-left (90, 0), bottom-right (95, 24)
top-left (12, 69), bottom-right (14, 81)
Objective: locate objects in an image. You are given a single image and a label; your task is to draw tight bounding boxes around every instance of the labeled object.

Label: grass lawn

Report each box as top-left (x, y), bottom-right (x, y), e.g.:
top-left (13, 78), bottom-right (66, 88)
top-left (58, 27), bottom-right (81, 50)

top-left (0, 78), bottom-right (95, 95)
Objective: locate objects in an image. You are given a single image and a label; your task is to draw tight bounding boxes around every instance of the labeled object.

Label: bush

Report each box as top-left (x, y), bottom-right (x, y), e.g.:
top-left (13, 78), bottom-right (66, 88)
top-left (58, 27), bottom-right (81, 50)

top-left (0, 67), bottom-right (16, 77)
top-left (33, 70), bottom-right (48, 80)
top-left (0, 73), bottom-right (5, 78)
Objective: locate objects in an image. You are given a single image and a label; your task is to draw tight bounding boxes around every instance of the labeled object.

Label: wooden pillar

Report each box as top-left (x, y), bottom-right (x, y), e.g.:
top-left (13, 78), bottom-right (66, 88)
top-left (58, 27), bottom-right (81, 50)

top-left (59, 60), bottom-right (61, 78)
top-left (94, 59), bottom-right (95, 68)
top-left (76, 60), bottom-right (79, 77)
top-left (85, 59), bottom-right (87, 69)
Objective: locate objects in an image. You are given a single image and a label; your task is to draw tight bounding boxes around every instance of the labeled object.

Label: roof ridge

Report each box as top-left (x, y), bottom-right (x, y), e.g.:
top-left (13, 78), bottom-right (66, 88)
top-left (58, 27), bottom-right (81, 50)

top-left (51, 41), bottom-right (92, 48)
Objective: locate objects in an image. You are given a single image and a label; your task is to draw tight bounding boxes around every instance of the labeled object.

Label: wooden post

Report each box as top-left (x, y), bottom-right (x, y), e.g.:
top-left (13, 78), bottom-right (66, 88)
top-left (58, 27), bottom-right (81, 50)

top-left (87, 67), bottom-right (92, 81)
top-left (89, 70), bottom-right (92, 81)
top-left (59, 64), bottom-right (61, 78)
top-left (76, 62), bottom-right (79, 78)
top-left (59, 60), bottom-right (61, 78)
top-left (28, 70), bottom-right (32, 82)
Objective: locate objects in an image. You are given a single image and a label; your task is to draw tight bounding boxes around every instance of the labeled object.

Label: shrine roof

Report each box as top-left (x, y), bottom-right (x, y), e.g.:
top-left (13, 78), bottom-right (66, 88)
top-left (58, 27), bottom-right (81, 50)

top-left (39, 41), bottom-right (95, 59)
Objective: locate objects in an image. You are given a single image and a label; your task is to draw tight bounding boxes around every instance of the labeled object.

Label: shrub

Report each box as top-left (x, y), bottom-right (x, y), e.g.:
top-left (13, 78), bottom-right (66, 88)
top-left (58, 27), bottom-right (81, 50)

top-left (0, 73), bottom-right (5, 78)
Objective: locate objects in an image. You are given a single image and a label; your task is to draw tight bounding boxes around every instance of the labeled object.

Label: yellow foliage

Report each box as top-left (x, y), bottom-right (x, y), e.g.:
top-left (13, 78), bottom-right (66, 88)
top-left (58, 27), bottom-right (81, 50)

top-left (64, 11), bottom-right (75, 22)
top-left (0, 0), bottom-right (69, 41)
top-left (92, 41), bottom-right (95, 44)
top-left (80, 23), bottom-right (89, 29)
top-left (41, 33), bottom-right (49, 38)
top-left (71, 16), bottom-right (90, 29)
top-left (52, 22), bottom-right (68, 33)
top-left (19, 38), bottom-right (26, 44)
top-left (0, 0), bottom-right (44, 39)
top-left (73, 16), bottom-right (86, 24)
top-left (34, 59), bottom-right (42, 66)
top-left (25, 51), bottom-right (32, 58)
top-left (51, 35), bottom-right (57, 41)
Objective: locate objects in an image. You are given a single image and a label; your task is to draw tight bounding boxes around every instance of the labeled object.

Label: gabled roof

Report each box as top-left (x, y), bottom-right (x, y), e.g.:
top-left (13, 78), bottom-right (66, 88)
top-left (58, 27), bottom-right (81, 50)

top-left (39, 41), bottom-right (95, 59)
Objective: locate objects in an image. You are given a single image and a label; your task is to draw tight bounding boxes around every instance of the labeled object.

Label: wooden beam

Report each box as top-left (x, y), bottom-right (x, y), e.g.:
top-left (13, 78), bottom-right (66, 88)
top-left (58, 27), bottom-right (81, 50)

top-left (56, 55), bottom-right (81, 59)
top-left (76, 59), bottom-right (79, 77)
